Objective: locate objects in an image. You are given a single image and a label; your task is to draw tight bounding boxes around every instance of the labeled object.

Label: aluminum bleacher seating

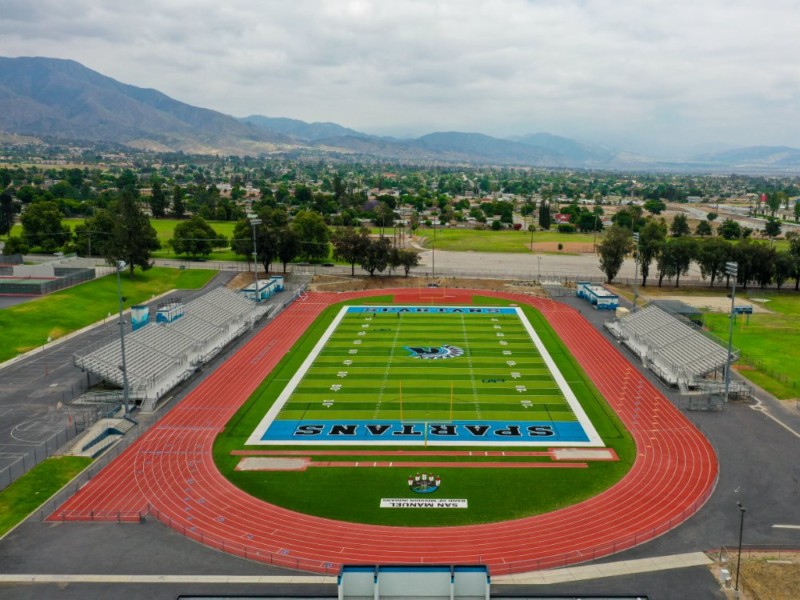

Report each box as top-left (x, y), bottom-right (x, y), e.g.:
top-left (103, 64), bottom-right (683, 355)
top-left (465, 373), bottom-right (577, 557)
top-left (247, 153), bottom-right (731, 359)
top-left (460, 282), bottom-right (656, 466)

top-left (74, 284), bottom-right (277, 409)
top-left (609, 305), bottom-right (732, 386)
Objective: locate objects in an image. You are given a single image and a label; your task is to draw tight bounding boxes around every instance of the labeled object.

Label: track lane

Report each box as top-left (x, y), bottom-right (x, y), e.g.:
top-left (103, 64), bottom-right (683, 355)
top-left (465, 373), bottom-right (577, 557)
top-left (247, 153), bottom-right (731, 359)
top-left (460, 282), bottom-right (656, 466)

top-left (51, 289), bottom-right (718, 573)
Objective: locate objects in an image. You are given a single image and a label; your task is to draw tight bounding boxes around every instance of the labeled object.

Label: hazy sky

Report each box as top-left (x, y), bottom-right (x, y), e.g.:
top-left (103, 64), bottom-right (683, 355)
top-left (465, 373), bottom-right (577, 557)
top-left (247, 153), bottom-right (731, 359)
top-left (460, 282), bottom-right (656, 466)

top-left (2, 0), bottom-right (799, 155)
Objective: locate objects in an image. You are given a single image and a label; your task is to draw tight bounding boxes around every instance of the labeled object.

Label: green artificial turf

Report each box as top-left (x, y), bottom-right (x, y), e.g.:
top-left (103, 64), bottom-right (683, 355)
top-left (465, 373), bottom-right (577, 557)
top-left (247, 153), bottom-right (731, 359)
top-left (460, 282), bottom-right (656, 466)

top-left (0, 456), bottom-right (91, 537)
top-left (214, 295), bottom-right (635, 526)
top-left (0, 267), bottom-right (216, 362)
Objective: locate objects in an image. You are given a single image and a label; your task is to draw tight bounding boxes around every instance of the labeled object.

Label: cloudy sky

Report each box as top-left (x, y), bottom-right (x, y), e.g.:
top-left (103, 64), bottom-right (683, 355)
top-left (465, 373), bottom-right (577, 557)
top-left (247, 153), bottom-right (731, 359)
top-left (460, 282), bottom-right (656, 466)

top-left (2, 0), bottom-right (799, 155)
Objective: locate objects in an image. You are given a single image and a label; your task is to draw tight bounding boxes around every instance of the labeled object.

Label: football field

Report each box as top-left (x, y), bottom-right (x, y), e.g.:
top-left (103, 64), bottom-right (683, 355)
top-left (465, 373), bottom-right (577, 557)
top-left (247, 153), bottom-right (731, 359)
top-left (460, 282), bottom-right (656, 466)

top-left (247, 306), bottom-right (602, 447)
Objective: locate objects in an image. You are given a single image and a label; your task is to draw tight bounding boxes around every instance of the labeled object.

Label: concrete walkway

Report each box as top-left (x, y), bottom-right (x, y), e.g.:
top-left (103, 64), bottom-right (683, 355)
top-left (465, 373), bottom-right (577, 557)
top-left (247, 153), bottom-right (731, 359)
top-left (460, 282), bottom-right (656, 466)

top-left (0, 552), bottom-right (712, 586)
top-left (494, 552), bottom-right (714, 585)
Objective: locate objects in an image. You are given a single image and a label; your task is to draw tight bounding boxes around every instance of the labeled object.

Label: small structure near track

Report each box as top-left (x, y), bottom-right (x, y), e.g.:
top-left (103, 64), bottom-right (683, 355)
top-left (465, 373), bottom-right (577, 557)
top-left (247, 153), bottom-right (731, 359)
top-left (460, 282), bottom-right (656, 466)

top-left (576, 281), bottom-right (618, 310)
top-left (338, 565), bottom-right (490, 600)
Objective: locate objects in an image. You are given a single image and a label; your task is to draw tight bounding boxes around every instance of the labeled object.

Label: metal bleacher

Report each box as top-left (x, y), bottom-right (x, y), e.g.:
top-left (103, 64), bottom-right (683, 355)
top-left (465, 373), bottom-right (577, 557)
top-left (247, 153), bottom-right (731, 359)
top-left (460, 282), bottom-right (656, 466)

top-left (606, 305), bottom-right (734, 388)
top-left (74, 286), bottom-right (275, 411)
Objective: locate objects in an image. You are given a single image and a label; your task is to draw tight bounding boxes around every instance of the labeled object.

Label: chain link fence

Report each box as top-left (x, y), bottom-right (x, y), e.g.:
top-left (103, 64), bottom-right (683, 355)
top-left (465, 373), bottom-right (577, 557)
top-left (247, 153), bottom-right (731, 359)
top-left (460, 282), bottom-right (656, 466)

top-left (0, 400), bottom-right (121, 492)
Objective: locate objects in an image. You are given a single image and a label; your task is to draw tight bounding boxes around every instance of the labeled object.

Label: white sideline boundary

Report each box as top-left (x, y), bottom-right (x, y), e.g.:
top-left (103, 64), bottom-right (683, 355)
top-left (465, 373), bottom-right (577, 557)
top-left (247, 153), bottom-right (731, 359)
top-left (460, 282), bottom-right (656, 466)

top-left (246, 305), bottom-right (604, 447)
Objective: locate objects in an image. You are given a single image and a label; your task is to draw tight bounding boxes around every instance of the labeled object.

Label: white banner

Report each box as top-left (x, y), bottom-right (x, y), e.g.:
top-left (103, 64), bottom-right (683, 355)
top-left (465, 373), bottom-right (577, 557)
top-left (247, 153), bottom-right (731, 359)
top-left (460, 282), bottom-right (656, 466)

top-left (380, 498), bottom-right (468, 509)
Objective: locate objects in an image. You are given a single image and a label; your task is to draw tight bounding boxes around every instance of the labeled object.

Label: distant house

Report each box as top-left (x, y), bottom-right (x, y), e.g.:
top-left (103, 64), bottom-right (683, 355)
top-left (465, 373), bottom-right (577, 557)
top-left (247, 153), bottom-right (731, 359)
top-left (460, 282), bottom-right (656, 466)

top-left (553, 213), bottom-right (572, 225)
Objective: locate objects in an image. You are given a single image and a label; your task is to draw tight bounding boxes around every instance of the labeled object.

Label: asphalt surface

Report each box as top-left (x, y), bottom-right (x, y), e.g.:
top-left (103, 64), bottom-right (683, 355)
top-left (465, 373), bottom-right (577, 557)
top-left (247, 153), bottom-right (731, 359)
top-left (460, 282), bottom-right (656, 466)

top-left (1, 277), bottom-right (799, 599)
top-left (0, 271), bottom-right (236, 486)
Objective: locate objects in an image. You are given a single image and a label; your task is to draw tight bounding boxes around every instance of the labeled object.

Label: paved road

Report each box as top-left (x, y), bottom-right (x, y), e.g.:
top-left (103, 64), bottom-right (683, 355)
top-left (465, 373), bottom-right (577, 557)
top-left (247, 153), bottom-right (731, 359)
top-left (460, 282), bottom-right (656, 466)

top-left (0, 271), bottom-right (236, 488)
top-left (1, 279), bottom-right (798, 599)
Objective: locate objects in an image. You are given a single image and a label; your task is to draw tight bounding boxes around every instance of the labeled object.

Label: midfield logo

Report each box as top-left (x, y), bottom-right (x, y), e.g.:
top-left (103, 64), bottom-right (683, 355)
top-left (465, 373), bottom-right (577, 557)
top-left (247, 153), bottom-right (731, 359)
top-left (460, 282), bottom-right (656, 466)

top-left (404, 344), bottom-right (464, 360)
top-left (408, 472), bottom-right (440, 494)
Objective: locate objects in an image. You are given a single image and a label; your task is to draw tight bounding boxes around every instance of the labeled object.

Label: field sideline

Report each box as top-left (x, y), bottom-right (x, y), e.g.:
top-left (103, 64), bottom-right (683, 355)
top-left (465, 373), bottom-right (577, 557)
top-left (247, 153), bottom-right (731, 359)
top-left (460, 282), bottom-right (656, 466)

top-left (215, 294), bottom-right (633, 526)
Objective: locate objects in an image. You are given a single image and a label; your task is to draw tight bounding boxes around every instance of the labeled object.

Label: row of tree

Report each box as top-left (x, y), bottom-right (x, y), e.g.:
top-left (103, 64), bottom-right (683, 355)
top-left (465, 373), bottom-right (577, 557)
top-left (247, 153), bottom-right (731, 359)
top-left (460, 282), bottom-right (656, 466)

top-left (599, 223), bottom-right (800, 290)
top-left (1, 191), bottom-right (161, 278)
top-left (332, 227), bottom-right (420, 277)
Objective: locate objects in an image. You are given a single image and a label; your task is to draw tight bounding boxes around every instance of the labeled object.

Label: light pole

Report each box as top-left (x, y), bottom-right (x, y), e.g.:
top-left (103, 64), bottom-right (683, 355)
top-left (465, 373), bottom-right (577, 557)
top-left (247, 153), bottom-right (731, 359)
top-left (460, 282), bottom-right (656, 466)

top-left (735, 501), bottom-right (746, 597)
top-left (115, 260), bottom-right (130, 416)
top-left (537, 255), bottom-right (542, 283)
top-left (529, 223), bottom-right (534, 253)
top-left (724, 261), bottom-right (739, 401)
top-left (248, 214), bottom-right (261, 304)
top-left (432, 218), bottom-right (436, 278)
top-left (632, 232), bottom-right (640, 309)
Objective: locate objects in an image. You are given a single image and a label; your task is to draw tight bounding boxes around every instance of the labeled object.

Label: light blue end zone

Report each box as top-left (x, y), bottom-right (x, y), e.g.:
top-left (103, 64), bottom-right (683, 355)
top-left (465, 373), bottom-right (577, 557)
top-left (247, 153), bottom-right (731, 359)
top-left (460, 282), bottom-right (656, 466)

top-left (262, 420), bottom-right (590, 444)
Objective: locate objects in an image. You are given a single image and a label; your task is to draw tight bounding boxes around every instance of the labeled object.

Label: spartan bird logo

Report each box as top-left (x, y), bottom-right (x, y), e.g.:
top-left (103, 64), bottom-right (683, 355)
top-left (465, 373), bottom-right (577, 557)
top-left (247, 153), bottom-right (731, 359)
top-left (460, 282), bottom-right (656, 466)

top-left (403, 344), bottom-right (464, 360)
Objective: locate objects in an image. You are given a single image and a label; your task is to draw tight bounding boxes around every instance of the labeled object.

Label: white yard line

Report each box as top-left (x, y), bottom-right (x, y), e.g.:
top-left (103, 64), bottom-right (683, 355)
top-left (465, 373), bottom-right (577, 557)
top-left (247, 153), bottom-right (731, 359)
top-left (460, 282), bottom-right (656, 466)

top-left (459, 314), bottom-right (481, 419)
top-left (245, 305), bottom-right (349, 445)
top-left (514, 307), bottom-right (604, 447)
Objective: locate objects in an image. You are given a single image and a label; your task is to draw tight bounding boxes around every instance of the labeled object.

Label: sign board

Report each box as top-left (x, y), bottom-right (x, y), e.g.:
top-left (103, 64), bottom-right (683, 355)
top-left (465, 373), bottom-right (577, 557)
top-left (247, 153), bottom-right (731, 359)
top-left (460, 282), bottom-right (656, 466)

top-left (380, 498), bottom-right (468, 509)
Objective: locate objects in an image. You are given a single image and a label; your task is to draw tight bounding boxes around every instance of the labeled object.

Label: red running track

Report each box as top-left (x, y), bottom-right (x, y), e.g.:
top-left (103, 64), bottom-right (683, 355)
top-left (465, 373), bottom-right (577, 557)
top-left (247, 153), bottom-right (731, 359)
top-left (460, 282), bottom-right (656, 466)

top-left (51, 290), bottom-right (718, 574)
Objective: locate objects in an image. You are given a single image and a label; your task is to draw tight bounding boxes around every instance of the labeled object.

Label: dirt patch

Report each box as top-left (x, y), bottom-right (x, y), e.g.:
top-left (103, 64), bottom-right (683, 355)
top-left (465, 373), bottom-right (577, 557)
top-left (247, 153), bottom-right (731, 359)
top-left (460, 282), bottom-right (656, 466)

top-left (528, 242), bottom-right (596, 254)
top-left (713, 551), bottom-right (800, 599)
top-left (227, 271), bottom-right (291, 290)
top-left (739, 553), bottom-right (800, 599)
top-left (308, 274), bottom-right (547, 297)
top-left (654, 295), bottom-right (771, 314)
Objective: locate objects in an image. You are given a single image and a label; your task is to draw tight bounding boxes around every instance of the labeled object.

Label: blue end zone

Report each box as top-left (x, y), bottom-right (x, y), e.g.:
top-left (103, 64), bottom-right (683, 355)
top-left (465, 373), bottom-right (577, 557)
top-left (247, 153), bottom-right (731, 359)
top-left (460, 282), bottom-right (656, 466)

top-left (348, 306), bottom-right (517, 315)
top-left (262, 419), bottom-right (590, 444)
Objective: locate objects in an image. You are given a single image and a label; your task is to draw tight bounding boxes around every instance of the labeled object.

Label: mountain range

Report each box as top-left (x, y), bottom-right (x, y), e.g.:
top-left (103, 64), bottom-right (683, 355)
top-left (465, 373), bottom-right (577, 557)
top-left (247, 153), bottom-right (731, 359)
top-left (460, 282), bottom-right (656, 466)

top-left (1, 56), bottom-right (799, 172)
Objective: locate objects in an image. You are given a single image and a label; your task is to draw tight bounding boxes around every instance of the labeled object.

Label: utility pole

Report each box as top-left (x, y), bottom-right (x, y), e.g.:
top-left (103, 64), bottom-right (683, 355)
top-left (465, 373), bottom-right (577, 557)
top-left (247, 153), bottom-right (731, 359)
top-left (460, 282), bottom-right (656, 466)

top-left (115, 261), bottom-right (130, 416)
top-left (724, 261), bottom-right (739, 401)
top-left (632, 232), bottom-right (640, 309)
top-left (248, 214), bottom-right (262, 304)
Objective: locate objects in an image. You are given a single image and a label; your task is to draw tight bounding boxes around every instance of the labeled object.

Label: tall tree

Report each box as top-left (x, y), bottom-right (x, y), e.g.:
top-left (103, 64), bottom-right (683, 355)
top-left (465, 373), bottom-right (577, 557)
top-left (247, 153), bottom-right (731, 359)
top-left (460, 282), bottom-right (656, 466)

top-left (275, 227), bottom-right (300, 272)
top-left (732, 238), bottom-right (756, 289)
top-left (230, 218), bottom-right (255, 265)
top-left (172, 185), bottom-right (186, 219)
top-left (670, 213), bottom-right (690, 237)
top-left (666, 236), bottom-right (697, 287)
top-left (695, 220), bottom-right (713, 237)
top-left (149, 179), bottom-right (168, 218)
top-left (332, 226), bottom-right (370, 276)
top-left (638, 218), bottom-right (667, 287)
top-left (74, 209), bottom-right (116, 257)
top-left (597, 225), bottom-right (632, 283)
top-left (791, 237), bottom-right (800, 290)
top-left (719, 218), bottom-right (742, 240)
top-left (21, 200), bottom-right (71, 252)
top-left (0, 190), bottom-right (16, 235)
top-left (696, 237), bottom-right (732, 288)
top-left (764, 217), bottom-right (781, 239)
top-left (106, 189), bottom-right (161, 277)
top-left (170, 216), bottom-right (226, 257)
top-left (360, 236), bottom-right (392, 276)
top-left (538, 199), bottom-right (551, 230)
top-left (749, 243), bottom-right (777, 289)
top-left (774, 251), bottom-right (795, 290)
top-left (292, 210), bottom-right (330, 261)
top-left (392, 248), bottom-right (420, 277)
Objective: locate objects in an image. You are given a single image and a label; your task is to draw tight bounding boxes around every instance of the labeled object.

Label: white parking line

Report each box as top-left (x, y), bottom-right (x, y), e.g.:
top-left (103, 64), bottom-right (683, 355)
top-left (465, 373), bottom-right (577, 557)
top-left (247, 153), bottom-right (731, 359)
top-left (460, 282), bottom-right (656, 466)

top-left (772, 524), bottom-right (800, 530)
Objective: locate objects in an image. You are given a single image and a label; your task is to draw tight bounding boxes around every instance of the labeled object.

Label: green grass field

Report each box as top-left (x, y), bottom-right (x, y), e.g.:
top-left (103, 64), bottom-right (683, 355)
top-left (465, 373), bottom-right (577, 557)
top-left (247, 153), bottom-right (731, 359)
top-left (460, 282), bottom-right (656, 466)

top-left (703, 292), bottom-right (800, 399)
top-left (0, 456), bottom-right (91, 537)
top-left (417, 228), bottom-right (596, 253)
top-left (214, 296), bottom-right (634, 526)
top-left (251, 306), bottom-right (592, 443)
top-left (0, 267), bottom-right (215, 362)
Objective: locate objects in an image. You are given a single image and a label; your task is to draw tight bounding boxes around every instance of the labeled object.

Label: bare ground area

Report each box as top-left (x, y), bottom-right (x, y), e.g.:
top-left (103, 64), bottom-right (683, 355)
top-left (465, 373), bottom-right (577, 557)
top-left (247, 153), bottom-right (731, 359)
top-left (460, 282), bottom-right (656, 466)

top-left (713, 551), bottom-right (800, 599)
top-left (528, 241), bottom-right (597, 253)
top-left (308, 274), bottom-right (547, 296)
